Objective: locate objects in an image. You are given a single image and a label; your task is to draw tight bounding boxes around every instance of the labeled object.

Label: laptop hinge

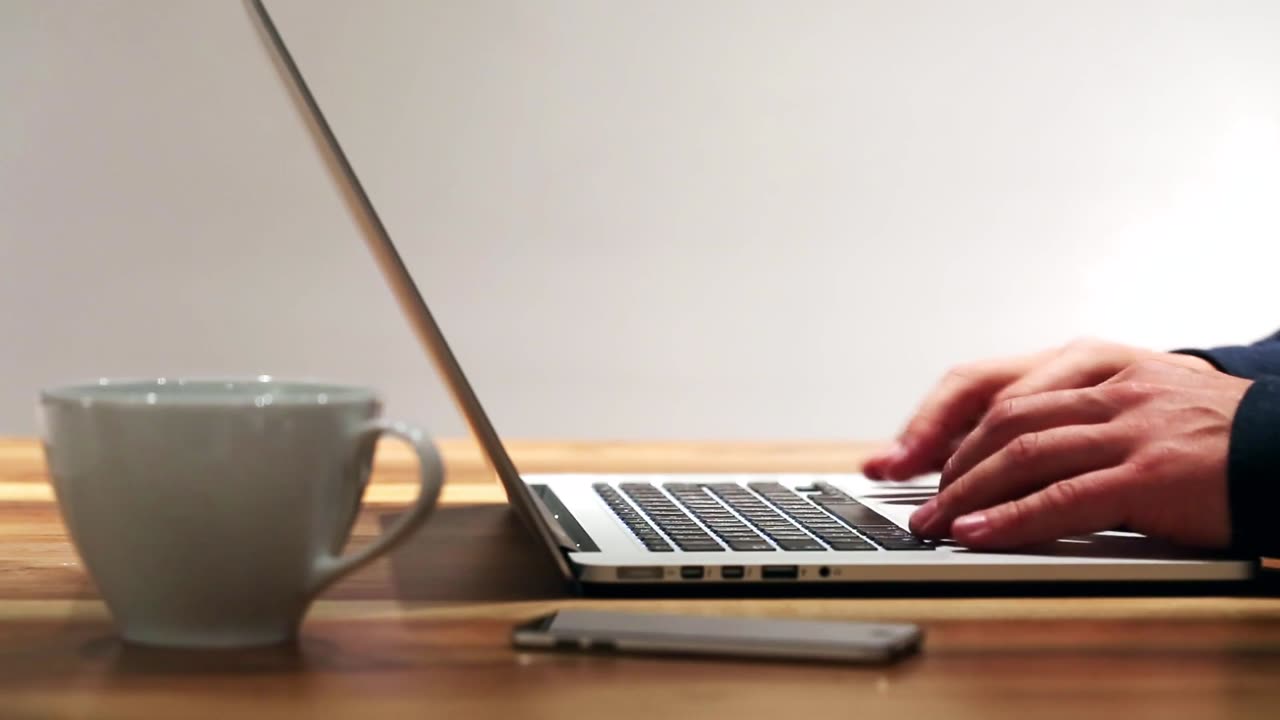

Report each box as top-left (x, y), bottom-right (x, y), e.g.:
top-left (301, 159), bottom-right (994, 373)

top-left (527, 484), bottom-right (599, 552)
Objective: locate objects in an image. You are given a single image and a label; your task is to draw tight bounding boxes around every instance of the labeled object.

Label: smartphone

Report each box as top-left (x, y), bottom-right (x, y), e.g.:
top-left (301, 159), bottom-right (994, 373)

top-left (511, 609), bottom-right (922, 664)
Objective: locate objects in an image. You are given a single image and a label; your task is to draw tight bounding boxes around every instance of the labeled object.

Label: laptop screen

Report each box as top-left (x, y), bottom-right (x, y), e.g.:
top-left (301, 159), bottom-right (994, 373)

top-left (245, 0), bottom-right (575, 581)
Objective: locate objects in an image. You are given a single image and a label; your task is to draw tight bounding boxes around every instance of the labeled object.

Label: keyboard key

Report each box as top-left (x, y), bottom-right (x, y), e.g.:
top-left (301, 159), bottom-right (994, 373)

top-left (862, 528), bottom-right (917, 542)
top-left (646, 482), bottom-right (780, 554)
top-left (702, 483), bottom-right (830, 551)
top-left (688, 479), bottom-right (933, 552)
top-left (877, 540), bottom-right (934, 551)
top-left (616, 480), bottom-right (934, 556)
top-left (777, 538), bottom-right (826, 551)
top-left (738, 480), bottom-right (941, 552)
top-left (596, 484), bottom-right (674, 551)
top-left (827, 539), bottom-right (877, 551)
top-left (813, 482), bottom-right (852, 498)
top-left (808, 525), bottom-right (852, 535)
top-left (727, 540), bottom-right (776, 552)
top-left (815, 497), bottom-right (899, 528)
top-left (860, 527), bottom-right (921, 538)
top-left (677, 541), bottom-right (726, 552)
top-left (814, 527), bottom-right (865, 538)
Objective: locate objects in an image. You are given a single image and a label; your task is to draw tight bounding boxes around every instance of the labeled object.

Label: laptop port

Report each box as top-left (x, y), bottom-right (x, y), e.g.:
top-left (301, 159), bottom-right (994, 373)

top-left (720, 566), bottom-right (745, 580)
top-left (761, 565), bottom-right (799, 580)
top-left (680, 566), bottom-right (705, 580)
top-left (616, 566), bottom-right (664, 581)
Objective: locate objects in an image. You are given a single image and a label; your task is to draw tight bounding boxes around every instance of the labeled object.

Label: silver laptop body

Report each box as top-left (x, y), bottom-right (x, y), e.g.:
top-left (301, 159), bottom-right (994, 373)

top-left (247, 0), bottom-right (1254, 590)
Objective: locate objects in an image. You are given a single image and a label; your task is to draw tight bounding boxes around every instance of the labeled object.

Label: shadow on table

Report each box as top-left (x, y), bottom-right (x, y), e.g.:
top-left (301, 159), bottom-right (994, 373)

top-left (76, 633), bottom-right (324, 675)
top-left (380, 503), bottom-right (569, 602)
top-left (0, 621), bottom-right (348, 693)
top-left (0, 504), bottom-right (566, 691)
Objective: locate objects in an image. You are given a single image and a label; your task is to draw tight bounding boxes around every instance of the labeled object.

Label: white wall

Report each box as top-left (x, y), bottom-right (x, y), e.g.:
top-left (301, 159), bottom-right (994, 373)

top-left (3, 0), bottom-right (1279, 441)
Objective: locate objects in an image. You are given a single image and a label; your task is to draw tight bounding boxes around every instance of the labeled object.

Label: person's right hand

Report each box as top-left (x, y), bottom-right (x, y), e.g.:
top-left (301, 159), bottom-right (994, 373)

top-left (861, 338), bottom-right (1216, 483)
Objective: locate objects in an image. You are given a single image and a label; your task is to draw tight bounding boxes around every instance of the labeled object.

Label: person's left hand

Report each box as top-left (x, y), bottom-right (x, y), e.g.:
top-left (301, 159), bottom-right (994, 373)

top-left (908, 358), bottom-right (1253, 550)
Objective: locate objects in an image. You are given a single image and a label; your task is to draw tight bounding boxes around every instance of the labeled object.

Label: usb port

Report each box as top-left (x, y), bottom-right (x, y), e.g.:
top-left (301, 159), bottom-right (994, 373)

top-left (680, 566), bottom-right (705, 580)
top-left (720, 566), bottom-right (745, 580)
top-left (761, 565), bottom-right (799, 580)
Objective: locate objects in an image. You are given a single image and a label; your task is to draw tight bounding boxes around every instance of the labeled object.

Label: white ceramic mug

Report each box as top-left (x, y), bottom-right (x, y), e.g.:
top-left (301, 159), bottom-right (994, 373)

top-left (39, 378), bottom-right (443, 649)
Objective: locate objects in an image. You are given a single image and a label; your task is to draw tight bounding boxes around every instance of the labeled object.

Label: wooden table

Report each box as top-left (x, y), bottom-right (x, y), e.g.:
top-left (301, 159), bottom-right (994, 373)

top-left (4, 437), bottom-right (1280, 719)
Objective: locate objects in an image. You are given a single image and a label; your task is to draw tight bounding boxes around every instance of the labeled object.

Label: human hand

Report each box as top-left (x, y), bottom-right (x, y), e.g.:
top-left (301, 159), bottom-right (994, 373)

top-left (907, 358), bottom-right (1252, 549)
top-left (862, 339), bottom-right (1215, 481)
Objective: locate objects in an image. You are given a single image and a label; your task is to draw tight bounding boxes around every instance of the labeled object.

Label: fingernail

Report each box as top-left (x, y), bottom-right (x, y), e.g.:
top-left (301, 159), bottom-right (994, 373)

top-left (952, 512), bottom-right (991, 541)
top-left (862, 457), bottom-right (885, 479)
top-left (940, 454), bottom-right (956, 483)
top-left (861, 447), bottom-right (898, 481)
top-left (880, 441), bottom-right (912, 480)
top-left (910, 499), bottom-right (938, 535)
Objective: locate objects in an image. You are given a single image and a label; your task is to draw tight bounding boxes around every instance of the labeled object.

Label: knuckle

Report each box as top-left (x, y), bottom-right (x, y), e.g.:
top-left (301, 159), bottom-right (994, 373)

top-left (1115, 418), bottom-right (1156, 460)
top-left (906, 408), bottom-right (954, 440)
top-left (1130, 358), bottom-right (1173, 377)
top-left (1064, 336), bottom-right (1106, 354)
top-left (1128, 381), bottom-right (1165, 400)
top-left (1007, 431), bottom-right (1042, 463)
top-left (993, 495), bottom-right (1034, 529)
top-left (941, 452), bottom-right (957, 477)
top-left (1106, 463), bottom-right (1145, 515)
top-left (986, 396), bottom-right (1023, 428)
top-left (1103, 380), bottom-right (1156, 406)
top-left (990, 383), bottom-right (1031, 406)
top-left (1127, 442), bottom-right (1179, 476)
top-left (1091, 380), bottom-right (1124, 404)
top-left (943, 363), bottom-right (981, 384)
top-left (1043, 479), bottom-right (1085, 510)
top-left (945, 358), bottom-right (1011, 386)
top-left (1079, 385), bottom-right (1119, 416)
top-left (1110, 363), bottom-right (1141, 382)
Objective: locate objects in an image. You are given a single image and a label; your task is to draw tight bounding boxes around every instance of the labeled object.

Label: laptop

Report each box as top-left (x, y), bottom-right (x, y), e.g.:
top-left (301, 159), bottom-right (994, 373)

top-left (247, 0), bottom-right (1255, 592)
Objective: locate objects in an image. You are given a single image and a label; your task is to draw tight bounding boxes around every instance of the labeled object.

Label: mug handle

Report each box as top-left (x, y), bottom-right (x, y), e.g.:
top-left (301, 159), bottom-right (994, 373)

top-left (307, 418), bottom-right (445, 597)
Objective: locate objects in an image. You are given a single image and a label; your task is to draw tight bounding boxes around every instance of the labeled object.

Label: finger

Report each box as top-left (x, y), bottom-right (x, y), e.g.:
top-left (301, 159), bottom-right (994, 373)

top-left (938, 387), bottom-right (1120, 491)
top-left (862, 446), bottom-right (905, 480)
top-left (867, 356), bottom-right (1034, 481)
top-left (947, 467), bottom-right (1131, 550)
top-left (911, 422), bottom-right (1128, 538)
top-left (992, 345), bottom-right (1127, 405)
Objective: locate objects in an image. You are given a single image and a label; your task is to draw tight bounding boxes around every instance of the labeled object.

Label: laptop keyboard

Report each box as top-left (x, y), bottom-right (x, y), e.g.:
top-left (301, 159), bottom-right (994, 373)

top-left (594, 480), bottom-right (933, 553)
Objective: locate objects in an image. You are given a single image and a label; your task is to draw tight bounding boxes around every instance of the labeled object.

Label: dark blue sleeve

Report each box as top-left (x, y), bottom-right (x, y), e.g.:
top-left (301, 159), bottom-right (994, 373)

top-left (1225, 376), bottom-right (1280, 558)
top-left (1173, 330), bottom-right (1280, 558)
top-left (1173, 329), bottom-right (1280, 380)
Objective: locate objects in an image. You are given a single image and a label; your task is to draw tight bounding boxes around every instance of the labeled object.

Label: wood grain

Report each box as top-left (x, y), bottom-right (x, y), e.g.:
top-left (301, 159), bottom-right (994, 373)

top-left (2, 436), bottom-right (1279, 720)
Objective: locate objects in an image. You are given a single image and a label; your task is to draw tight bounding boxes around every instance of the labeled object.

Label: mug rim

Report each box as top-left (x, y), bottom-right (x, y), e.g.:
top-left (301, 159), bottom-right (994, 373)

top-left (40, 376), bottom-right (380, 408)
